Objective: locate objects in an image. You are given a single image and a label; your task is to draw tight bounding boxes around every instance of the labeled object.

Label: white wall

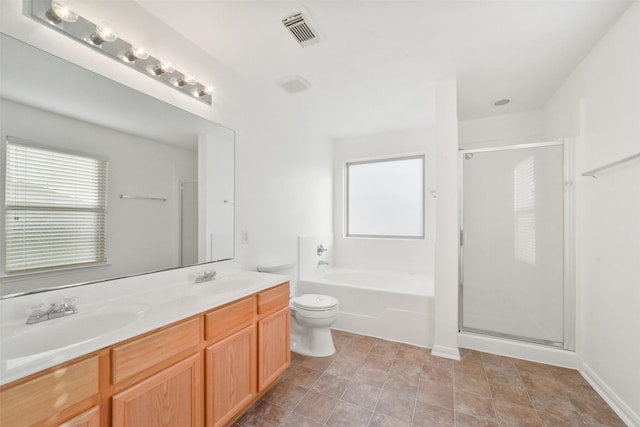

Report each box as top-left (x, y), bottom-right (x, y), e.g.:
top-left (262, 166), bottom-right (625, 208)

top-left (331, 126), bottom-right (435, 274)
top-left (0, 100), bottom-right (196, 295)
top-left (543, 3), bottom-right (640, 424)
top-left (459, 110), bottom-right (544, 149)
top-left (432, 77), bottom-right (461, 360)
top-left (0, 1), bottom-right (333, 287)
top-left (236, 107), bottom-right (333, 272)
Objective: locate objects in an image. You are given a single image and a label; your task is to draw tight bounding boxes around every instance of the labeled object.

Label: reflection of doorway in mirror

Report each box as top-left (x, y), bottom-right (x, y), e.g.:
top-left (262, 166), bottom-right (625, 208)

top-left (180, 181), bottom-right (198, 266)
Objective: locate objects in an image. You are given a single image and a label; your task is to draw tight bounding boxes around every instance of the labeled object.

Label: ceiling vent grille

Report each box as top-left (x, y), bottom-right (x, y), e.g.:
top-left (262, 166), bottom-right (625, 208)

top-left (282, 12), bottom-right (319, 47)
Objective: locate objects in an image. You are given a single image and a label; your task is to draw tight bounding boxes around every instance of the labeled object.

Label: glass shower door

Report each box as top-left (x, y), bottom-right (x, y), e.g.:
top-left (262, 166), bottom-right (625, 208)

top-left (460, 143), bottom-right (565, 346)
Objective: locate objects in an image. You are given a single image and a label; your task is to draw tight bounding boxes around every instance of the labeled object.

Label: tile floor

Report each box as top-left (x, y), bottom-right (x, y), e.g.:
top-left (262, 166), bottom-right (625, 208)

top-left (236, 330), bottom-right (626, 427)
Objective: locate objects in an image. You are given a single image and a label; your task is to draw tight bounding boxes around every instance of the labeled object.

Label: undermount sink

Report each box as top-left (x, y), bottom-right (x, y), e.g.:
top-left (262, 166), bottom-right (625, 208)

top-left (1, 308), bottom-right (147, 360)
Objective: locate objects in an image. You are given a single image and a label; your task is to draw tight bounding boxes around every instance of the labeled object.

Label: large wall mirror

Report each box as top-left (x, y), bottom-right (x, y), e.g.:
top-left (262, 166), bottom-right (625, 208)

top-left (0, 34), bottom-right (235, 297)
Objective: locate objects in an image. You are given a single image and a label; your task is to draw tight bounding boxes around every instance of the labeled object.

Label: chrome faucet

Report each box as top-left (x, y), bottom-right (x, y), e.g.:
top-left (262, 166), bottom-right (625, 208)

top-left (26, 297), bottom-right (78, 324)
top-left (318, 260), bottom-right (329, 266)
top-left (317, 244), bottom-right (328, 256)
top-left (195, 270), bottom-right (217, 283)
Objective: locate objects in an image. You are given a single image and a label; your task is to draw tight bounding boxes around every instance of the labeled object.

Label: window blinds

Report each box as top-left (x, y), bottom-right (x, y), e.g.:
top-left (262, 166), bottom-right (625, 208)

top-left (5, 138), bottom-right (108, 273)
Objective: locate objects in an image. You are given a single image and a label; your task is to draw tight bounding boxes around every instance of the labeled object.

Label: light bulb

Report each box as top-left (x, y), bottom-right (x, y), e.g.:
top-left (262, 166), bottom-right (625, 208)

top-left (90, 23), bottom-right (117, 45)
top-left (46, 0), bottom-right (78, 24)
top-left (175, 75), bottom-right (196, 87)
top-left (150, 62), bottom-right (174, 76)
top-left (123, 46), bottom-right (149, 62)
top-left (194, 86), bottom-right (213, 97)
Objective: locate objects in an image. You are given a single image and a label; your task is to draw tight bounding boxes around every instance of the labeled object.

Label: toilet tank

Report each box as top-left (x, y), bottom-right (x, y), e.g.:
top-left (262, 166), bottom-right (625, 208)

top-left (256, 262), bottom-right (297, 295)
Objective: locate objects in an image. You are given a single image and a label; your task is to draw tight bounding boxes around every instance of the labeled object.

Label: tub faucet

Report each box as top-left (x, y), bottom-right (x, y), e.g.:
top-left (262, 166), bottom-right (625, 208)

top-left (318, 260), bottom-right (329, 266)
top-left (26, 297), bottom-right (78, 324)
top-left (317, 244), bottom-right (328, 256)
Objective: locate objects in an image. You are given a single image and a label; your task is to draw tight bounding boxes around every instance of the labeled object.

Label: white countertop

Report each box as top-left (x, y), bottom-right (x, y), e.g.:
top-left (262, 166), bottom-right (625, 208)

top-left (0, 269), bottom-right (289, 386)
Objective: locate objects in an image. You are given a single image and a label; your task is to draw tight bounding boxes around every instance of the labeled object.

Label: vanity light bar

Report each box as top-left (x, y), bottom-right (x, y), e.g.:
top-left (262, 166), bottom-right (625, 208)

top-left (29, 0), bottom-right (213, 105)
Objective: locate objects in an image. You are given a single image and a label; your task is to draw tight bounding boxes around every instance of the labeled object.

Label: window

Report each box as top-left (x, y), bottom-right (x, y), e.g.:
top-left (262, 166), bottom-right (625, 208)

top-left (4, 138), bottom-right (108, 273)
top-left (346, 155), bottom-right (424, 238)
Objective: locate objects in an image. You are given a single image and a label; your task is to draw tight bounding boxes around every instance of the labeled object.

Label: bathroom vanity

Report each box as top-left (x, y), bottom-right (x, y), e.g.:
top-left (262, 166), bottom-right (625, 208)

top-left (0, 273), bottom-right (290, 427)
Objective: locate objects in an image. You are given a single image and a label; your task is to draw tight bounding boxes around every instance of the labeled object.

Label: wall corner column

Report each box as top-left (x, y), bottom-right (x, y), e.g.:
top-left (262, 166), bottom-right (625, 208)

top-left (432, 77), bottom-right (461, 360)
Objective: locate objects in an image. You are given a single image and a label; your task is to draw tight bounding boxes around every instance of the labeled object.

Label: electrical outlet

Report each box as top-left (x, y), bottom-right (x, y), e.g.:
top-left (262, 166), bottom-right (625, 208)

top-left (241, 230), bottom-right (249, 244)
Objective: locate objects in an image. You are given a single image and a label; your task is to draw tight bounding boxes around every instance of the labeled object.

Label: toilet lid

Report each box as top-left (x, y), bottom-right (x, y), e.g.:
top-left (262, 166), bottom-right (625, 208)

top-left (291, 294), bottom-right (338, 311)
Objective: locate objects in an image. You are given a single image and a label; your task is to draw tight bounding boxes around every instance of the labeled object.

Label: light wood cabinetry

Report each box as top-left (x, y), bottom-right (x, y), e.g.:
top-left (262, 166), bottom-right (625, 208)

top-left (0, 281), bottom-right (290, 427)
top-left (112, 354), bottom-right (201, 427)
top-left (57, 406), bottom-right (100, 427)
top-left (205, 324), bottom-right (257, 427)
top-left (0, 356), bottom-right (99, 427)
top-left (205, 296), bottom-right (255, 343)
top-left (257, 284), bottom-right (289, 316)
top-left (258, 306), bottom-right (290, 391)
top-left (111, 317), bottom-right (200, 384)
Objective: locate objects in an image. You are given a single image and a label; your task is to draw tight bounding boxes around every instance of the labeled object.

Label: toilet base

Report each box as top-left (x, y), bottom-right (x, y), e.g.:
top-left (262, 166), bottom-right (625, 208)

top-left (290, 321), bottom-right (336, 357)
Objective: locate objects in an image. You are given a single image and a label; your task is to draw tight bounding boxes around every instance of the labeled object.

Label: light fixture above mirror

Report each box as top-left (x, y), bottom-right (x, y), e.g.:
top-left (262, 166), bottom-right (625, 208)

top-left (29, 0), bottom-right (213, 105)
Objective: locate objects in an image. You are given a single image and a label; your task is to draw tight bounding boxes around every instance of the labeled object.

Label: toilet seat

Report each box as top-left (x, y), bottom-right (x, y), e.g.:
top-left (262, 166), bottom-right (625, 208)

top-left (291, 294), bottom-right (338, 311)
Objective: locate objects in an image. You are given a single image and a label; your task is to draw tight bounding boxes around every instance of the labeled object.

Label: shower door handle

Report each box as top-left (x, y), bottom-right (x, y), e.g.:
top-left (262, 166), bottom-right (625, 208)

top-left (460, 230), bottom-right (467, 246)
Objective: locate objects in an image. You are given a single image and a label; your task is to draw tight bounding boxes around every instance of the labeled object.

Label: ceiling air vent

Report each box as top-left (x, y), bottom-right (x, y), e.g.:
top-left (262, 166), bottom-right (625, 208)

top-left (282, 12), bottom-right (319, 47)
top-left (278, 75), bottom-right (311, 94)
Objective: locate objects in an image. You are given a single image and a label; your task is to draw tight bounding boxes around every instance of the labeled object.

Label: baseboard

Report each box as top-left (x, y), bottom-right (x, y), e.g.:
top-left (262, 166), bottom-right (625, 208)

top-left (431, 344), bottom-right (461, 361)
top-left (581, 362), bottom-right (640, 427)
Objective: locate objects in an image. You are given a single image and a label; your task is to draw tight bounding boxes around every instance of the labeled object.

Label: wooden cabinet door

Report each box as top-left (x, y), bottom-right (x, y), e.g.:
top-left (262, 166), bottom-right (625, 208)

top-left (112, 354), bottom-right (201, 427)
top-left (57, 406), bottom-right (100, 427)
top-left (258, 306), bottom-right (290, 391)
top-left (205, 324), bottom-right (257, 427)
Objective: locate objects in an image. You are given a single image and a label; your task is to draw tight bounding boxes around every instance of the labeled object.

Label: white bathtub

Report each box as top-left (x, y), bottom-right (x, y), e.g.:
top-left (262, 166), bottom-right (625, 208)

top-left (297, 268), bottom-right (434, 347)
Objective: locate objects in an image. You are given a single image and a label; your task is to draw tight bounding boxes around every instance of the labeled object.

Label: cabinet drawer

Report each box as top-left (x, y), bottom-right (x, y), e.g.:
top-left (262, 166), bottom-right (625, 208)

top-left (0, 356), bottom-right (98, 427)
top-left (205, 295), bottom-right (256, 343)
top-left (257, 283), bottom-right (289, 316)
top-left (58, 405), bottom-right (100, 427)
top-left (111, 317), bottom-right (200, 384)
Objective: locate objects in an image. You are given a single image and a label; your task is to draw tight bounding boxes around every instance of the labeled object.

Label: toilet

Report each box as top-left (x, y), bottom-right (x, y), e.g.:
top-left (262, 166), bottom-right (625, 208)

top-left (257, 262), bottom-right (339, 357)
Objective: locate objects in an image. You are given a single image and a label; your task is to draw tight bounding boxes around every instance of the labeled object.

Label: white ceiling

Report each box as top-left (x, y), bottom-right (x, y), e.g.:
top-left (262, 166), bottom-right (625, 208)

top-left (137, 0), bottom-right (631, 139)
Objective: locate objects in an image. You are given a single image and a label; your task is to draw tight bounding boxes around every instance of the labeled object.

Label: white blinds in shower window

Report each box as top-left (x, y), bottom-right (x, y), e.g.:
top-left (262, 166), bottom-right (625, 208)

top-left (4, 138), bottom-right (108, 273)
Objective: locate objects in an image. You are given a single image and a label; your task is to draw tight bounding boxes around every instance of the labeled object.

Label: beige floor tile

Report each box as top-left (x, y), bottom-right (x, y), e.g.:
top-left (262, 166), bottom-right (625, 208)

top-left (494, 399), bottom-right (542, 427)
top-left (293, 390), bottom-right (338, 423)
top-left (375, 389), bottom-right (416, 422)
top-left (369, 411), bottom-right (411, 427)
top-left (326, 400), bottom-right (372, 427)
top-left (454, 371), bottom-right (491, 395)
top-left (311, 372), bottom-right (350, 398)
top-left (454, 390), bottom-right (497, 421)
top-left (262, 380), bottom-right (308, 410)
top-left (342, 381), bottom-right (381, 410)
top-left (238, 333), bottom-right (621, 427)
top-left (536, 409), bottom-right (586, 427)
top-left (454, 412), bottom-right (499, 427)
top-left (278, 412), bottom-right (324, 427)
top-left (489, 379), bottom-right (532, 407)
top-left (416, 380), bottom-right (454, 410)
top-left (412, 401), bottom-right (454, 427)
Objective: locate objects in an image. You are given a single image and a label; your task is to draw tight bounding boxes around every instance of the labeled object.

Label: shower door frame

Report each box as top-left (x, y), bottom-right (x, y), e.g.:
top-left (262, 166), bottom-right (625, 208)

top-left (179, 180), bottom-right (198, 267)
top-left (458, 140), bottom-right (576, 351)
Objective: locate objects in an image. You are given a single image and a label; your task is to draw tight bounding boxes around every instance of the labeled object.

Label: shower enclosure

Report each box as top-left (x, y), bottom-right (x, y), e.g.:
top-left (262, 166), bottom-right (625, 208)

top-left (459, 141), bottom-right (573, 349)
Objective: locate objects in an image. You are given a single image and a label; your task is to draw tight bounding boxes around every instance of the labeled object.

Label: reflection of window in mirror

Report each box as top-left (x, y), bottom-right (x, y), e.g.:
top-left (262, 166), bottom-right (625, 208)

top-left (4, 138), bottom-right (108, 274)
